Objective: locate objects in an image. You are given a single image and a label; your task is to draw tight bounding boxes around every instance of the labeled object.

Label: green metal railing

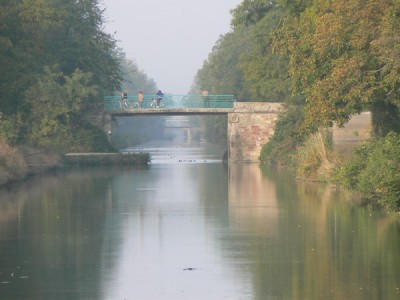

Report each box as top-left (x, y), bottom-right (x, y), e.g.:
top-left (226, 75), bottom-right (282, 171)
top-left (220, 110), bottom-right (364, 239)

top-left (104, 94), bottom-right (235, 111)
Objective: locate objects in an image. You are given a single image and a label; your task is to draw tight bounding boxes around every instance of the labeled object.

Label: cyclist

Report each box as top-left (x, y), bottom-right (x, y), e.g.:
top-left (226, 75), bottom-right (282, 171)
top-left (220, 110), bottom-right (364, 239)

top-left (156, 90), bottom-right (164, 107)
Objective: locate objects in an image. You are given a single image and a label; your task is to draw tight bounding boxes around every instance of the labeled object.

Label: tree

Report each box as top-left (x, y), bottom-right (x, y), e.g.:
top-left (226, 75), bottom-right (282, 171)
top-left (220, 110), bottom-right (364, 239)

top-left (118, 55), bottom-right (157, 95)
top-left (276, 0), bottom-right (400, 133)
top-left (0, 0), bottom-right (60, 115)
top-left (0, 0), bottom-right (123, 147)
top-left (195, 1), bottom-right (299, 103)
top-left (43, 0), bottom-right (122, 95)
top-left (238, 7), bottom-right (295, 102)
top-left (25, 67), bottom-right (98, 150)
top-left (231, 0), bottom-right (277, 28)
top-left (193, 30), bottom-right (251, 100)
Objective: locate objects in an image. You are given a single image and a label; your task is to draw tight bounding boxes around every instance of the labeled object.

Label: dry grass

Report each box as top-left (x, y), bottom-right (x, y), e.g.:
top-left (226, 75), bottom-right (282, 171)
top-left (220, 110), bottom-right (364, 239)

top-left (0, 141), bottom-right (62, 187)
top-left (0, 141), bottom-right (28, 185)
top-left (18, 146), bottom-right (62, 175)
top-left (296, 129), bottom-right (341, 182)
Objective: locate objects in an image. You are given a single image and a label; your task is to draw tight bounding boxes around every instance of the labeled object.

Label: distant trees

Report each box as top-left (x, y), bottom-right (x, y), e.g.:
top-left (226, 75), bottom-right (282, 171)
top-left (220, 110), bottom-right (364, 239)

top-left (193, 1), bottom-right (297, 103)
top-left (192, 30), bottom-right (249, 100)
top-left (118, 55), bottom-right (157, 95)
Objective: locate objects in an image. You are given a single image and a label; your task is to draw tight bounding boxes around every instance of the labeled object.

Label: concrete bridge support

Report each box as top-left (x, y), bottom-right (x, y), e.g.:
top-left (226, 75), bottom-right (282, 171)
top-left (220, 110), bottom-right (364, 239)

top-left (227, 103), bottom-right (283, 162)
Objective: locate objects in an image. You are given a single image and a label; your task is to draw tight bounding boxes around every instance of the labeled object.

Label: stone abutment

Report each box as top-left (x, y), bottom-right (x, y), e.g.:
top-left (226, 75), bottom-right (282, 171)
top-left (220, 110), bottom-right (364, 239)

top-left (227, 103), bottom-right (283, 162)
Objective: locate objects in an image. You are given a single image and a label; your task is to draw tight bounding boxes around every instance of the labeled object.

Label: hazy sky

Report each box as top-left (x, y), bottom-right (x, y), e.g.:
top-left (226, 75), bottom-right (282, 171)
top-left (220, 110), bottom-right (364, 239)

top-left (101, 0), bottom-right (242, 94)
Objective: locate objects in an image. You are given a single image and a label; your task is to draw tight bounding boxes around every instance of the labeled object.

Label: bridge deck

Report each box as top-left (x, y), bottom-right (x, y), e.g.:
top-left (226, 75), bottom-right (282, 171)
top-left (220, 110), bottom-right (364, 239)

top-left (104, 94), bottom-right (235, 112)
top-left (107, 107), bottom-right (234, 116)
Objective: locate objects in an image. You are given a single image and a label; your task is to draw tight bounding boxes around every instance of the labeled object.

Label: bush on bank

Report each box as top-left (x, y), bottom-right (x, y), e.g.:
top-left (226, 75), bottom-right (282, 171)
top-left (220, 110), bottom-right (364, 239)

top-left (260, 105), bottom-right (309, 168)
top-left (333, 132), bottom-right (400, 212)
top-left (295, 128), bottom-right (339, 182)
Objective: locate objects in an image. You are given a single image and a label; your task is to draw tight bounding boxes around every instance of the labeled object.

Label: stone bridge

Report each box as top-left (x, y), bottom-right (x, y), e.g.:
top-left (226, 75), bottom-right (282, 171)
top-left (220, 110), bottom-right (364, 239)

top-left (87, 102), bottom-right (284, 162)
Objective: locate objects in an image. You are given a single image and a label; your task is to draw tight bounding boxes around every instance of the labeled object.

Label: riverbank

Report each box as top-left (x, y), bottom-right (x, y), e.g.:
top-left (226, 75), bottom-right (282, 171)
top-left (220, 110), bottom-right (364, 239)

top-left (63, 152), bottom-right (150, 166)
top-left (0, 144), bottom-right (62, 187)
top-left (0, 143), bottom-right (150, 188)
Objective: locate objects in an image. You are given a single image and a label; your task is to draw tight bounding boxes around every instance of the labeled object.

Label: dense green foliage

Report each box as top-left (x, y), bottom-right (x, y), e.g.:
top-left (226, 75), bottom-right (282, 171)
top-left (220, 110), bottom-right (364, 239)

top-left (25, 67), bottom-right (99, 150)
top-left (259, 105), bottom-right (308, 167)
top-left (334, 132), bottom-right (400, 211)
top-left (0, 0), bottom-right (121, 150)
top-left (192, 30), bottom-right (250, 100)
top-left (275, 0), bottom-right (400, 130)
top-left (0, 0), bottom-right (157, 152)
top-left (0, 0), bottom-right (122, 113)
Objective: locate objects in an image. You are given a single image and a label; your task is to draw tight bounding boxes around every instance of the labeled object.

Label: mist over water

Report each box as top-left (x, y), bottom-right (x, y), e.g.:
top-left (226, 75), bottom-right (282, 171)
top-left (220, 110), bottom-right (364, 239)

top-left (124, 141), bottom-right (226, 165)
top-left (120, 115), bottom-right (227, 164)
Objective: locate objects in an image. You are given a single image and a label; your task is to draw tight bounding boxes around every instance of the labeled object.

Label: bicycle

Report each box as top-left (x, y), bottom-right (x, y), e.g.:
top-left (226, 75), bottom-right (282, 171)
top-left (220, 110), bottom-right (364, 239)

top-left (120, 97), bottom-right (130, 110)
top-left (148, 97), bottom-right (165, 108)
top-left (131, 101), bottom-right (141, 109)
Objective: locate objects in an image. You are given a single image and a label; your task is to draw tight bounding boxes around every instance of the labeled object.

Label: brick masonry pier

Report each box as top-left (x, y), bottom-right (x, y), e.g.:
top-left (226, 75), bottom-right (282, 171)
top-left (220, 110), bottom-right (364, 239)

top-left (228, 103), bottom-right (284, 162)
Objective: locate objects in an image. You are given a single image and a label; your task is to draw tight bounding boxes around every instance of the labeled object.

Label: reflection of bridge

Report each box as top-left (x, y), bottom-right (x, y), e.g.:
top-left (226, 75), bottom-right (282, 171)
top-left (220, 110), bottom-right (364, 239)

top-left (164, 116), bottom-right (195, 143)
top-left (92, 96), bottom-right (284, 162)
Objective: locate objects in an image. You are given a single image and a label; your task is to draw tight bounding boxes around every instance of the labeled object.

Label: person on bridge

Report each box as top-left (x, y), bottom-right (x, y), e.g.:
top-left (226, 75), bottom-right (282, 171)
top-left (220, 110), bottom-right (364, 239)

top-left (121, 91), bottom-right (129, 109)
top-left (138, 90), bottom-right (144, 108)
top-left (156, 90), bottom-right (164, 107)
top-left (202, 89), bottom-right (209, 107)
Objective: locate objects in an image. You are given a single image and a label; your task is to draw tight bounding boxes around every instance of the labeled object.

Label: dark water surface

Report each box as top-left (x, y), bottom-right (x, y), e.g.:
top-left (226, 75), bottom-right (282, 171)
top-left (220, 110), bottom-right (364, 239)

top-left (0, 143), bottom-right (399, 300)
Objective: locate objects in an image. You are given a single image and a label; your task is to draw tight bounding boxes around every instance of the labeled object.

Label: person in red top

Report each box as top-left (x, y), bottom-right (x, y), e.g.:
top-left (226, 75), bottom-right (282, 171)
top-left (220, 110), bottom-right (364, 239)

top-left (138, 90), bottom-right (144, 108)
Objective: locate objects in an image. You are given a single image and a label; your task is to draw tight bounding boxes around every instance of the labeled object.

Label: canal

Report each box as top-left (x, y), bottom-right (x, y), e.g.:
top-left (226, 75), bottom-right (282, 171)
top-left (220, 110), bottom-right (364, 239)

top-left (0, 141), bottom-right (399, 299)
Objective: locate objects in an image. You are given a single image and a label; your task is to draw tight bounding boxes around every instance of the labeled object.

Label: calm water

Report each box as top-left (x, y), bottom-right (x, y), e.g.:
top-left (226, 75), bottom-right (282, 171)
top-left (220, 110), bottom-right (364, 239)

top-left (0, 142), bottom-right (399, 300)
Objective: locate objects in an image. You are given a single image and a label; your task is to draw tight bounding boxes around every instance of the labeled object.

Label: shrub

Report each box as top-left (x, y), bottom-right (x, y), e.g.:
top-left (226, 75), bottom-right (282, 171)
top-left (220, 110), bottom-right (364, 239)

top-left (70, 124), bottom-right (115, 153)
top-left (260, 105), bottom-right (310, 168)
top-left (296, 128), bottom-right (336, 181)
top-left (334, 132), bottom-right (400, 211)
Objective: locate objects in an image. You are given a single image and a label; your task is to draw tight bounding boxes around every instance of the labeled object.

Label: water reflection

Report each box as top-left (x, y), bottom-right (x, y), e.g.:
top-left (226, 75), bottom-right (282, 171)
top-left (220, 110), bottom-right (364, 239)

top-left (228, 164), bottom-right (279, 237)
top-left (0, 151), bottom-right (399, 300)
top-left (0, 168), bottom-right (114, 300)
